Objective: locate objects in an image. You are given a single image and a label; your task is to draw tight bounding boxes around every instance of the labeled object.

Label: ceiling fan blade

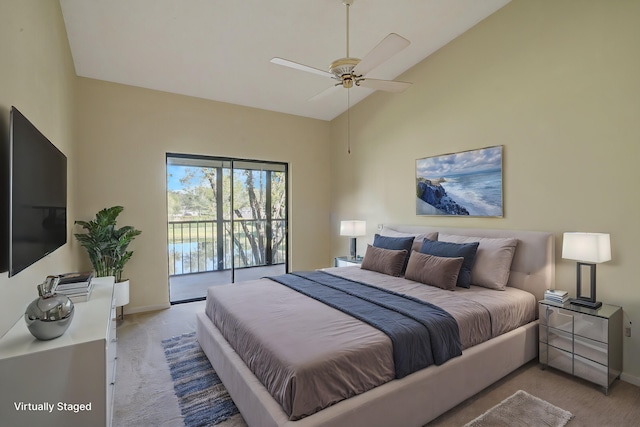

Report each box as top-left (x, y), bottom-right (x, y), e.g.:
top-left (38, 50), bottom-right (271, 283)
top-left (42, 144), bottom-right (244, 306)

top-left (308, 85), bottom-right (341, 102)
top-left (353, 33), bottom-right (410, 76)
top-left (358, 78), bottom-right (412, 93)
top-left (270, 57), bottom-right (334, 78)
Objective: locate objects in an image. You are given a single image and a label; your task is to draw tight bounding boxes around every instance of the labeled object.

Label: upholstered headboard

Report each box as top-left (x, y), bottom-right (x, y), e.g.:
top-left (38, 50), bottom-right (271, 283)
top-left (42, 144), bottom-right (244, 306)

top-left (381, 225), bottom-right (555, 302)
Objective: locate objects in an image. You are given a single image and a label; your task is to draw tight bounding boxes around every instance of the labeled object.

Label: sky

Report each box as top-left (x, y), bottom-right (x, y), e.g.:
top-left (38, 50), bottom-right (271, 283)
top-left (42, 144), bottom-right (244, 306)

top-left (167, 165), bottom-right (198, 191)
top-left (416, 146), bottom-right (502, 178)
top-left (167, 165), bottom-right (200, 191)
top-left (167, 165), bottom-right (266, 192)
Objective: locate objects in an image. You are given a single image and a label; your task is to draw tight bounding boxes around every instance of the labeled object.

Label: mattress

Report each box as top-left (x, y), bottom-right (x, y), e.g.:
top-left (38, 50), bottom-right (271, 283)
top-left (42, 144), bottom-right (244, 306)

top-left (204, 267), bottom-right (537, 421)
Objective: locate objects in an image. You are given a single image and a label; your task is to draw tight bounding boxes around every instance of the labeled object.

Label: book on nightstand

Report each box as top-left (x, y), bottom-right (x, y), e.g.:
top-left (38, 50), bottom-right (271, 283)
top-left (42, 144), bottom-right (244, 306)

top-left (544, 289), bottom-right (569, 304)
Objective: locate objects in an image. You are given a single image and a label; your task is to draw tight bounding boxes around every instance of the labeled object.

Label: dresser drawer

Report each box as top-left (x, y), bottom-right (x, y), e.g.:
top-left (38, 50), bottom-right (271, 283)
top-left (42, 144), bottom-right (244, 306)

top-left (539, 305), bottom-right (573, 333)
top-left (574, 354), bottom-right (608, 387)
top-left (540, 327), bottom-right (572, 353)
top-left (546, 345), bottom-right (573, 376)
top-left (574, 313), bottom-right (608, 343)
top-left (574, 335), bottom-right (608, 365)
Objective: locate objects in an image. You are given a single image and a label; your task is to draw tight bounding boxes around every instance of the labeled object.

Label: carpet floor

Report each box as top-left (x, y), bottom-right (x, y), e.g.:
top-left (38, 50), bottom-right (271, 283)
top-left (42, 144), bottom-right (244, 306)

top-left (113, 301), bottom-right (640, 427)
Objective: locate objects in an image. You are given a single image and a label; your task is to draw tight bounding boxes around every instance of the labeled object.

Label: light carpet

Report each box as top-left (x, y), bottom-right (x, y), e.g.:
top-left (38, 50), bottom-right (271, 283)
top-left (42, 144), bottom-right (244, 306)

top-left (162, 332), bottom-right (245, 427)
top-left (463, 389), bottom-right (574, 427)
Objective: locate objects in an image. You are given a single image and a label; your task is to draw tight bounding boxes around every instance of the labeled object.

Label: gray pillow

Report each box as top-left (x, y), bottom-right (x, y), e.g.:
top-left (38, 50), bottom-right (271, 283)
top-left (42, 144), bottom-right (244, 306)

top-left (405, 252), bottom-right (464, 291)
top-left (438, 234), bottom-right (518, 290)
top-left (361, 244), bottom-right (408, 277)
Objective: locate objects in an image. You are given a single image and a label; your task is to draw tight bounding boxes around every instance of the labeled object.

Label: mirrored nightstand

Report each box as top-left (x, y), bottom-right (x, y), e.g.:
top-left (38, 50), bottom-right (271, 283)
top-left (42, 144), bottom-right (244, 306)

top-left (539, 300), bottom-right (622, 394)
top-left (334, 256), bottom-right (363, 267)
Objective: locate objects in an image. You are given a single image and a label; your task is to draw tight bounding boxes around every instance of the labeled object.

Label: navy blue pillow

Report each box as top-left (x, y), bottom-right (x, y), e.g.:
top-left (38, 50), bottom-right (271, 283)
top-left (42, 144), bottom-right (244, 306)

top-left (373, 234), bottom-right (415, 274)
top-left (420, 239), bottom-right (479, 288)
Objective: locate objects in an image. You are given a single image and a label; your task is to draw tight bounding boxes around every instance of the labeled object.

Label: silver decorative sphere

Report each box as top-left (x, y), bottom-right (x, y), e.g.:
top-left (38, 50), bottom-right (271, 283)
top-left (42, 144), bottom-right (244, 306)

top-left (24, 276), bottom-right (75, 340)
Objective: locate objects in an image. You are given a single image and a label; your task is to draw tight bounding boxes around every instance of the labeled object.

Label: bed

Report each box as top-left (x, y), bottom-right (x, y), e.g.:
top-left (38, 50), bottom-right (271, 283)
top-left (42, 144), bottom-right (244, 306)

top-left (196, 225), bottom-right (555, 427)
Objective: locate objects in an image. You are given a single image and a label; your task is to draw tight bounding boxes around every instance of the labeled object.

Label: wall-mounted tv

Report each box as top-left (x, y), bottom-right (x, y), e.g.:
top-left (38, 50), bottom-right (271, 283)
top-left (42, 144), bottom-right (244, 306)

top-left (9, 106), bottom-right (67, 277)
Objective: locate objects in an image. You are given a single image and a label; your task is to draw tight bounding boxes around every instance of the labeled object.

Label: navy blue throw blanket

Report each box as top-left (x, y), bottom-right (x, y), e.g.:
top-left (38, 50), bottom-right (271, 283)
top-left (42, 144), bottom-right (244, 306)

top-left (267, 271), bottom-right (462, 378)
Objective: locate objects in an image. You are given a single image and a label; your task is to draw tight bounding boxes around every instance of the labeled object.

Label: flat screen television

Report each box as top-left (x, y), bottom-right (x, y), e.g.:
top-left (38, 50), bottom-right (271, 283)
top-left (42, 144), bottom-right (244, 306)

top-left (9, 106), bottom-right (67, 277)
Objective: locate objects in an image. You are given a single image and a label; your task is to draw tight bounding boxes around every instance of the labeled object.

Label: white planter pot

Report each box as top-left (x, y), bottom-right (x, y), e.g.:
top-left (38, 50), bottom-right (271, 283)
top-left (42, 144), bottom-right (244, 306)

top-left (114, 280), bottom-right (130, 307)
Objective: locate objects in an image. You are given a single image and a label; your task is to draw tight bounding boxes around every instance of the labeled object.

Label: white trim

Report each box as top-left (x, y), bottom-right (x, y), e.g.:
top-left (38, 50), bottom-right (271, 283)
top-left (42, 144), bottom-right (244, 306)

top-left (621, 372), bottom-right (640, 387)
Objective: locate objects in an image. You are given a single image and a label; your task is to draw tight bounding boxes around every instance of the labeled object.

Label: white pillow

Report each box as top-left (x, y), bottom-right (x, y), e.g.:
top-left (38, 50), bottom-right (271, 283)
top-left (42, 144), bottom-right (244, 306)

top-left (381, 229), bottom-right (438, 254)
top-left (437, 233), bottom-right (518, 290)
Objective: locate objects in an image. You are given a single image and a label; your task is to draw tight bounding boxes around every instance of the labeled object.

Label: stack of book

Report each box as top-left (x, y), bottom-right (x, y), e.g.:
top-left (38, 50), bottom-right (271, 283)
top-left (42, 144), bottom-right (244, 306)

top-left (544, 289), bottom-right (569, 304)
top-left (56, 272), bottom-right (94, 303)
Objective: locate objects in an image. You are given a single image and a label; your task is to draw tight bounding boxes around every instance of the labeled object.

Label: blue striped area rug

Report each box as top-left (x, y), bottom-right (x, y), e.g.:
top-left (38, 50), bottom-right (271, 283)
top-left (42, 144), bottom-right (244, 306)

top-left (162, 332), bottom-right (240, 426)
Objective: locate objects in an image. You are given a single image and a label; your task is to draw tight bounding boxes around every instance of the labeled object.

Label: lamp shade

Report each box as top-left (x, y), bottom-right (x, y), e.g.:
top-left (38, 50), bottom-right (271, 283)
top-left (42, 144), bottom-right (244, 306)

top-left (340, 220), bottom-right (366, 237)
top-left (562, 232), bottom-right (611, 263)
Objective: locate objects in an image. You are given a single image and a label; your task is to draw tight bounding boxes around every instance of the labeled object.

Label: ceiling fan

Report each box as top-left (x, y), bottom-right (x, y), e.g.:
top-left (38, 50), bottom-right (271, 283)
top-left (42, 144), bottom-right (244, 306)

top-left (270, 0), bottom-right (412, 98)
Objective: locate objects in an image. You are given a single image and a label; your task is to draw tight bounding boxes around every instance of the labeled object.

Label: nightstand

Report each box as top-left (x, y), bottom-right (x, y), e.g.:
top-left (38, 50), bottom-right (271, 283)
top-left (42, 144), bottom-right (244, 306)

top-left (539, 300), bottom-right (622, 394)
top-left (334, 256), bottom-right (363, 267)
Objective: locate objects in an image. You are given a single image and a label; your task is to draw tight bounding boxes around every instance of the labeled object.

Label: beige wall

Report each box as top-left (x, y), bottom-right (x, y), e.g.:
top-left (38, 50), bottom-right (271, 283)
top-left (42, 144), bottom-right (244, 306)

top-left (329, 0), bottom-right (640, 382)
top-left (0, 1), bottom-right (79, 335)
top-left (74, 78), bottom-right (331, 312)
top-left (0, 0), bottom-right (331, 334)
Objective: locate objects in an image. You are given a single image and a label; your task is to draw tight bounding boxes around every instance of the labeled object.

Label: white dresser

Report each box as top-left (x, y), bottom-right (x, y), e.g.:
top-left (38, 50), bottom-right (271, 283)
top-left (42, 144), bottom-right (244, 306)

top-left (539, 300), bottom-right (622, 394)
top-left (0, 276), bottom-right (117, 426)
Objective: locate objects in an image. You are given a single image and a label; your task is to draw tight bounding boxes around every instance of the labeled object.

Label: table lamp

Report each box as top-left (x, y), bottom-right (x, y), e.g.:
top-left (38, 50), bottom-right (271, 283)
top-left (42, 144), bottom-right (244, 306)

top-left (562, 232), bottom-right (611, 309)
top-left (340, 220), bottom-right (366, 260)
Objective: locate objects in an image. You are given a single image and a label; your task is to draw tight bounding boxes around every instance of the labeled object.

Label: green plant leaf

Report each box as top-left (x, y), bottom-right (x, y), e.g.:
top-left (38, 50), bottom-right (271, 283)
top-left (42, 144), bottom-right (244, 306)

top-left (74, 206), bottom-right (141, 282)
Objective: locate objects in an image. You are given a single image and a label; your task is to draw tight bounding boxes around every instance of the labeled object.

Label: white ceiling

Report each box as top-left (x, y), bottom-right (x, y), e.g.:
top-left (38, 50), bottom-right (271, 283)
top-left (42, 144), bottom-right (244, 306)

top-left (59, 0), bottom-right (510, 121)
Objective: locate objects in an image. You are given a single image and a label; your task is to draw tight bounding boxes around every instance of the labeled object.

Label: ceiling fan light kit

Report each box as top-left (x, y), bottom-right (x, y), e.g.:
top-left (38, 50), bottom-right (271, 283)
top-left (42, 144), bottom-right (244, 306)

top-left (330, 58), bottom-right (359, 88)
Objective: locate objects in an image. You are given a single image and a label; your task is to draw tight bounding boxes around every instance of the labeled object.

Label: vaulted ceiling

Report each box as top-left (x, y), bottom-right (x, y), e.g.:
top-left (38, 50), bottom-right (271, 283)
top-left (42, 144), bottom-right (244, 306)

top-left (60, 0), bottom-right (510, 121)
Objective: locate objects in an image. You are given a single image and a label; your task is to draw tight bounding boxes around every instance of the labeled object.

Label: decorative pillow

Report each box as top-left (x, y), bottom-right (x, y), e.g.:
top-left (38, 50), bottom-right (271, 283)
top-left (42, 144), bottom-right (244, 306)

top-left (437, 234), bottom-right (518, 290)
top-left (372, 234), bottom-right (415, 274)
top-left (405, 252), bottom-right (464, 291)
top-left (380, 229), bottom-right (439, 254)
top-left (360, 244), bottom-right (408, 277)
top-left (420, 239), bottom-right (479, 288)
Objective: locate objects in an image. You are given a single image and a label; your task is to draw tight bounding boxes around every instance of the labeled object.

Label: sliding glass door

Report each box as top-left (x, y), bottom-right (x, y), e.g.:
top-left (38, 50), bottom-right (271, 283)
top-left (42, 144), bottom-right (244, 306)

top-left (166, 154), bottom-right (288, 303)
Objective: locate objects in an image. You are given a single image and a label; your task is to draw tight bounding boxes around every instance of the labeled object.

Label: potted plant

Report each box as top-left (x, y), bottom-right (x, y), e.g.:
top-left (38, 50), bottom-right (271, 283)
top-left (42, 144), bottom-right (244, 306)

top-left (74, 206), bottom-right (142, 317)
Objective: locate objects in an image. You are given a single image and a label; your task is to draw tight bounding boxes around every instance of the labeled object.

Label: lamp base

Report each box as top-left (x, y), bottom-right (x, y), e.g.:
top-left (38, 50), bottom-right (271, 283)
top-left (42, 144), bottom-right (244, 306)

top-left (569, 297), bottom-right (602, 310)
top-left (349, 237), bottom-right (357, 260)
top-left (571, 262), bottom-right (601, 310)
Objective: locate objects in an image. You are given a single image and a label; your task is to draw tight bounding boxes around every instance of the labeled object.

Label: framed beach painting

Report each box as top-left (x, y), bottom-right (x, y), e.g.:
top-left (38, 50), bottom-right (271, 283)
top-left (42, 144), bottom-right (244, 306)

top-left (416, 145), bottom-right (503, 217)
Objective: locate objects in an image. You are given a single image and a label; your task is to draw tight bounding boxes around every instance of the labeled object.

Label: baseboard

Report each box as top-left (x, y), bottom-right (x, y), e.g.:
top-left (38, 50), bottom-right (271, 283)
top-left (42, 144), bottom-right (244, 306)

top-left (621, 372), bottom-right (640, 388)
top-left (124, 303), bottom-right (171, 315)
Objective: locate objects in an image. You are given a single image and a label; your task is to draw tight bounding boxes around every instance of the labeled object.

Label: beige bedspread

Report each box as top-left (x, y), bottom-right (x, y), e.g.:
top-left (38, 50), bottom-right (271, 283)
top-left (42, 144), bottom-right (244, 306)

top-left (204, 267), bottom-right (536, 421)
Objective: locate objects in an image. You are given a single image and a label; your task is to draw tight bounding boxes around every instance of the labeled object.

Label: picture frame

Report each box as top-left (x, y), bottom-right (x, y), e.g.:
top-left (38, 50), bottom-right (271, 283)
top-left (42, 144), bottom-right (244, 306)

top-left (416, 145), bottom-right (503, 217)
